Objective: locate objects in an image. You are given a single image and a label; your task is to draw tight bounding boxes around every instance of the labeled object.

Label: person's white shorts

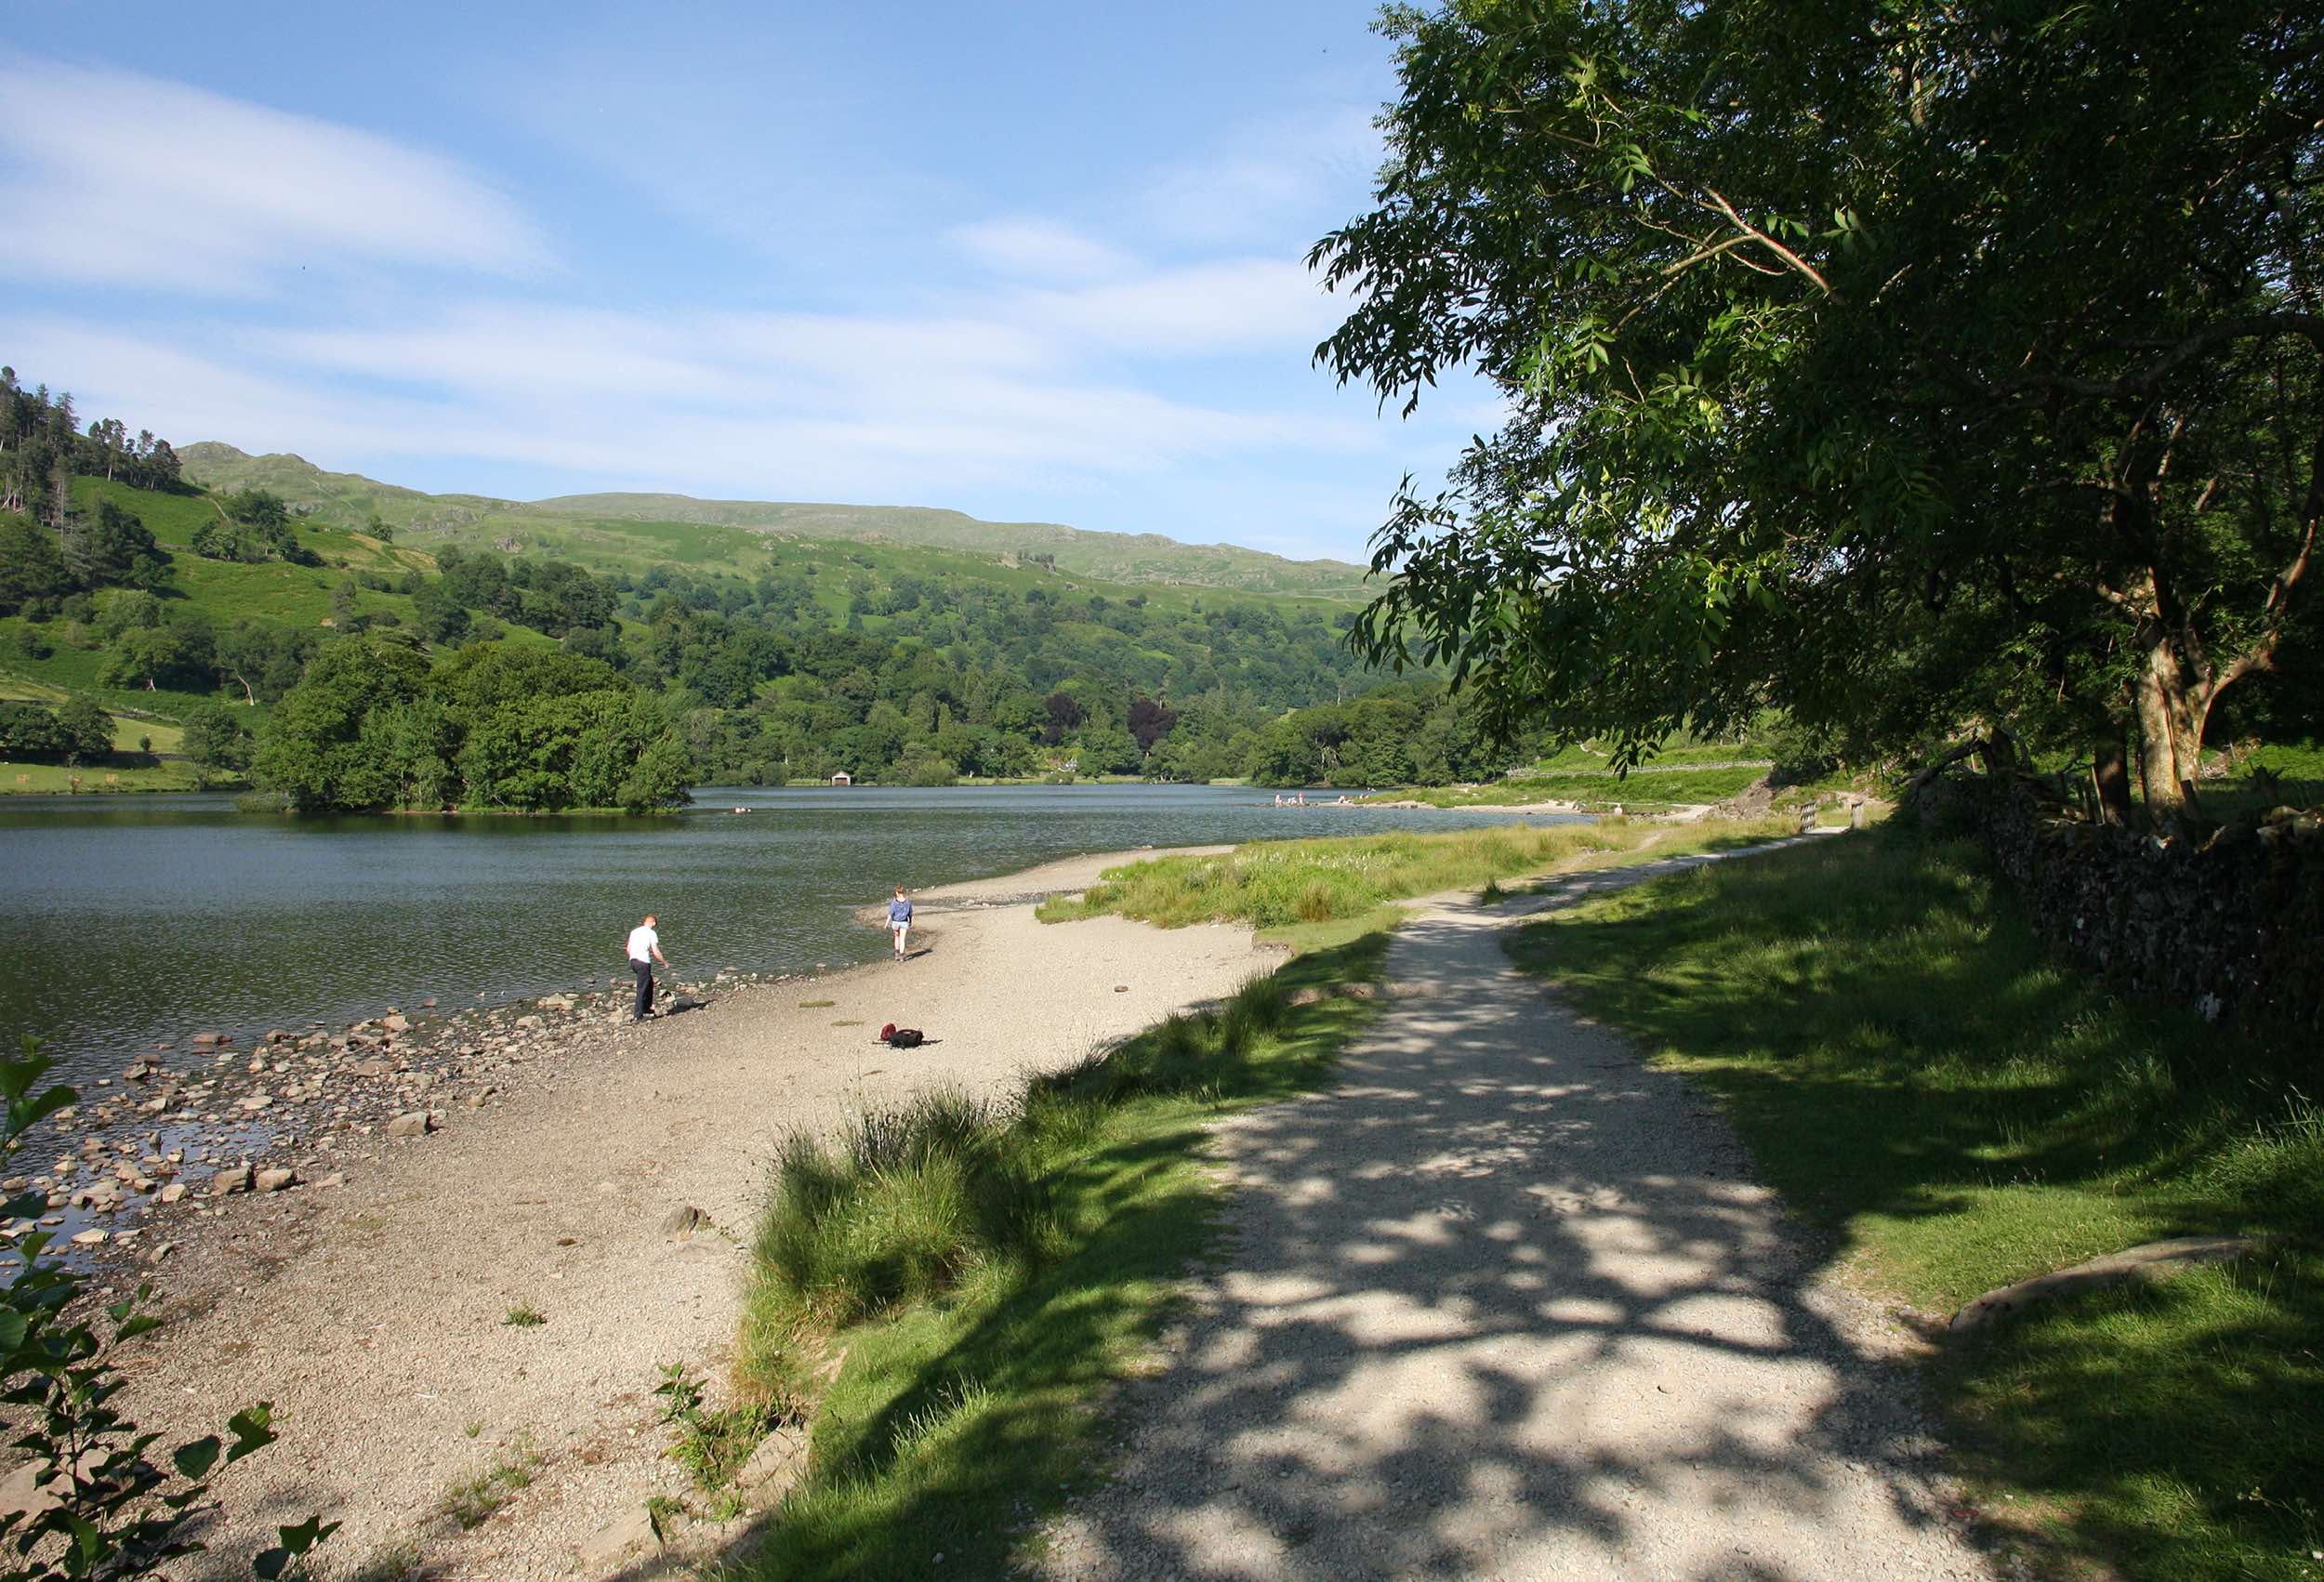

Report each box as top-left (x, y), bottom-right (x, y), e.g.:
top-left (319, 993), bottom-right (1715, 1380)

top-left (891, 921), bottom-right (910, 952)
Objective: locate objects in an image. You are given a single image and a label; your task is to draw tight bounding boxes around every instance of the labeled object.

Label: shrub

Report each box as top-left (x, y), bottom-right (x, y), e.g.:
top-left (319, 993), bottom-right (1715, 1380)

top-left (0, 1035), bottom-right (337, 1577)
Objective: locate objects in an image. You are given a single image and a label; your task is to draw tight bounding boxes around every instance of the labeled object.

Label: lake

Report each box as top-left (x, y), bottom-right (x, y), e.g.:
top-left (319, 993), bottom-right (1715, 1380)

top-left (4, 784), bottom-right (1572, 1082)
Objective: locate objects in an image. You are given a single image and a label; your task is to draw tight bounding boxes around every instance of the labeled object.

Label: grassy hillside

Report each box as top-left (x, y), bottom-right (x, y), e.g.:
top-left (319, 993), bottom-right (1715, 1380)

top-left (0, 478), bottom-right (475, 724)
top-left (178, 444), bottom-right (1374, 599)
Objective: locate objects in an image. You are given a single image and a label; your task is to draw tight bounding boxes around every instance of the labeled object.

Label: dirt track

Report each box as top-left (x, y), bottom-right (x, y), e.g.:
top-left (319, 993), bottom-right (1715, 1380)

top-left (1042, 840), bottom-right (1987, 1580)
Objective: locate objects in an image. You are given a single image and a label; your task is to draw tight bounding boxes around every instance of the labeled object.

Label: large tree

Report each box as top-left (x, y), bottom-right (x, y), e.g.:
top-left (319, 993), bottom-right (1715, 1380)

top-left (1316, 0), bottom-right (2321, 820)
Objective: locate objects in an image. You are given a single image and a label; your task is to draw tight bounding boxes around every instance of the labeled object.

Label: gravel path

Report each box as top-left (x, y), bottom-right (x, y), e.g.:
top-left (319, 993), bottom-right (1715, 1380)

top-left (1042, 840), bottom-right (1988, 1581)
top-left (105, 850), bottom-right (1261, 1579)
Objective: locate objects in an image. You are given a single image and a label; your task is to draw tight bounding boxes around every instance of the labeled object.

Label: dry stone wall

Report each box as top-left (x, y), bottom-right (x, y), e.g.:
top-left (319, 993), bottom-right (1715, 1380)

top-left (1915, 771), bottom-right (2323, 1035)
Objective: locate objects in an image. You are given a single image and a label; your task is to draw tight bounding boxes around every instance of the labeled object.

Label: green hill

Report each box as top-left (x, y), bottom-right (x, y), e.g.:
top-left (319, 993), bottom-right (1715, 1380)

top-left (178, 444), bottom-right (1376, 599)
top-left (10, 371), bottom-right (1499, 798)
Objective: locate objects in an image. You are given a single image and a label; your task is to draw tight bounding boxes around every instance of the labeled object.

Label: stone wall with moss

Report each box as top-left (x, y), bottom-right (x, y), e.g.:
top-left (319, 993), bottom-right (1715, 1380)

top-left (1914, 772), bottom-right (2323, 1035)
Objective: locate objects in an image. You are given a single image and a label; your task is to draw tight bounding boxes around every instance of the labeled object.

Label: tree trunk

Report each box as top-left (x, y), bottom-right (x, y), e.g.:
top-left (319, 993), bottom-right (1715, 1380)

top-left (2133, 630), bottom-right (2190, 824)
top-left (2092, 732), bottom-right (2133, 825)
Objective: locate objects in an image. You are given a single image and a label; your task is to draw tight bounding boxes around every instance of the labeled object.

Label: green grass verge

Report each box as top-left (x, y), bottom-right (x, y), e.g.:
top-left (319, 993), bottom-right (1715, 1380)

top-left (1042, 816), bottom-right (1794, 932)
top-left (1504, 830), bottom-right (2321, 1578)
top-left (0, 758), bottom-right (224, 794)
top-left (1396, 764), bottom-right (1776, 807)
top-left (733, 935), bottom-right (1391, 1580)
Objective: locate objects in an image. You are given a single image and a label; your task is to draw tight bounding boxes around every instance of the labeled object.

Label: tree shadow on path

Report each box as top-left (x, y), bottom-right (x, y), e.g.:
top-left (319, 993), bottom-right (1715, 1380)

top-left (1037, 850), bottom-right (1985, 1580)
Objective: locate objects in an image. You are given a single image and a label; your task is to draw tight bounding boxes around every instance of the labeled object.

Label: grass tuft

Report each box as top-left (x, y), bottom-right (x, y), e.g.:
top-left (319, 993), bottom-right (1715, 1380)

top-left (437, 1437), bottom-right (541, 1530)
top-left (655, 1362), bottom-right (784, 1492)
top-left (1507, 828), bottom-right (2320, 1578)
top-left (733, 933), bottom-right (1393, 1580)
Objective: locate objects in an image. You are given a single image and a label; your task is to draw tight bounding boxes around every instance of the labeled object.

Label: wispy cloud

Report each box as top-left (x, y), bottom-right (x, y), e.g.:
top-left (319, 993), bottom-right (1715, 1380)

top-left (0, 52), bottom-right (548, 295)
top-left (1137, 106), bottom-right (1383, 248)
top-left (0, 35), bottom-right (1464, 560)
top-left (1015, 257), bottom-right (1341, 358)
top-left (951, 218), bottom-right (1132, 283)
top-left (15, 297), bottom-right (1368, 499)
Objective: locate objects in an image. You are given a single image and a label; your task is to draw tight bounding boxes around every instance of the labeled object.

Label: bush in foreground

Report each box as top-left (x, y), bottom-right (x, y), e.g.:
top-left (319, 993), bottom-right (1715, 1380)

top-left (0, 1036), bottom-right (336, 1578)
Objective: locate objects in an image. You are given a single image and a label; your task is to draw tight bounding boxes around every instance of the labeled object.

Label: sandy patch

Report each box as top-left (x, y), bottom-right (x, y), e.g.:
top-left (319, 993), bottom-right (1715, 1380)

top-left (103, 849), bottom-right (1261, 1578)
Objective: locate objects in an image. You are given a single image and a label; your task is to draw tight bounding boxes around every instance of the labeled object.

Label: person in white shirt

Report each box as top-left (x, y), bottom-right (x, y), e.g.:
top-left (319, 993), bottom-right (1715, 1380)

top-left (626, 914), bottom-right (667, 1022)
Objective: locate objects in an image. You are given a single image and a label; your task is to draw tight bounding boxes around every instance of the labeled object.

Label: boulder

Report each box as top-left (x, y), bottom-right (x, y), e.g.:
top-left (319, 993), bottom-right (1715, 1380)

top-left (382, 1013), bottom-right (410, 1035)
top-left (254, 1168), bottom-right (297, 1193)
top-left (346, 1059), bottom-right (393, 1078)
top-left (210, 1164), bottom-right (254, 1196)
top-left (386, 1111), bottom-right (435, 1139)
top-left (189, 1032), bottom-right (229, 1048)
top-left (660, 1205), bottom-right (711, 1239)
top-left (733, 1424), bottom-right (810, 1504)
top-left (577, 1504), bottom-right (662, 1571)
top-left (156, 1182), bottom-right (187, 1204)
top-left (1950, 1235), bottom-right (2262, 1333)
top-left (0, 1460), bottom-right (62, 1523)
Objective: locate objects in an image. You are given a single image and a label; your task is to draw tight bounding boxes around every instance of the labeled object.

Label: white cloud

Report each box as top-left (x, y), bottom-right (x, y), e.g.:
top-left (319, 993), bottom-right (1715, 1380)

top-left (1137, 106), bottom-right (1383, 248)
top-left (1017, 257), bottom-right (1342, 358)
top-left (951, 218), bottom-right (1132, 283)
top-left (9, 300), bottom-right (1368, 505)
top-left (0, 53), bottom-right (548, 294)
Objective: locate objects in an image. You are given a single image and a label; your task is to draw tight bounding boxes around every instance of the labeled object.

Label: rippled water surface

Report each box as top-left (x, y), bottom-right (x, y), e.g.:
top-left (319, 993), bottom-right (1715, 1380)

top-left (5, 784), bottom-right (1572, 1081)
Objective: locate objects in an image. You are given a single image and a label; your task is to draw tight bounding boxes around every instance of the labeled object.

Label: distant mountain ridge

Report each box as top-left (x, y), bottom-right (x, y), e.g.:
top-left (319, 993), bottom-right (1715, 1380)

top-left (179, 444), bottom-right (1375, 600)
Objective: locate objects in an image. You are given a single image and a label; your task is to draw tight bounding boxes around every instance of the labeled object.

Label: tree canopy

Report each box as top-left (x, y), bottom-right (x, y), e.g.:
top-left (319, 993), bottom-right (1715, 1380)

top-left (1317, 0), bottom-right (2320, 820)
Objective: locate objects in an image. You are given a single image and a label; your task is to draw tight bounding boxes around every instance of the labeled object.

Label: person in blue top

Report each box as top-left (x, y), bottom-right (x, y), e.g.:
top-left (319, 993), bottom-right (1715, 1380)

top-left (887, 886), bottom-right (914, 960)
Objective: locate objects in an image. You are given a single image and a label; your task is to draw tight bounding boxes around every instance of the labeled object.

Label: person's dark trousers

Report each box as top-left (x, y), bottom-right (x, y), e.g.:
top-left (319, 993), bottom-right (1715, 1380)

top-left (631, 958), bottom-right (654, 1020)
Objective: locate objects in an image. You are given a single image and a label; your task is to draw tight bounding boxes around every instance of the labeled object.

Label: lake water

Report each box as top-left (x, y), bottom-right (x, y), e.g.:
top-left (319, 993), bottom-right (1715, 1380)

top-left (4, 784), bottom-right (1571, 1082)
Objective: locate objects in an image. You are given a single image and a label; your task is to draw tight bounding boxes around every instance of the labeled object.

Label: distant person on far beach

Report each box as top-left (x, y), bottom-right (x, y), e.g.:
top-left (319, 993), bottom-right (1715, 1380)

top-left (887, 886), bottom-right (914, 959)
top-left (626, 913), bottom-right (667, 1022)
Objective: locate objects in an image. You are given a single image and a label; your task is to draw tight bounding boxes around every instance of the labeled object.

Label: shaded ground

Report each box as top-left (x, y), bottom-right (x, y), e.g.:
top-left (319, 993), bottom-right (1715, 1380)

top-left (1041, 841), bottom-right (1987, 1580)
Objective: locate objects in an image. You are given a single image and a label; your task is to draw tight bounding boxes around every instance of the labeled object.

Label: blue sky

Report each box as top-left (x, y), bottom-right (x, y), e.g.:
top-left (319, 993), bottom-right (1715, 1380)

top-left (0, 1), bottom-right (1493, 564)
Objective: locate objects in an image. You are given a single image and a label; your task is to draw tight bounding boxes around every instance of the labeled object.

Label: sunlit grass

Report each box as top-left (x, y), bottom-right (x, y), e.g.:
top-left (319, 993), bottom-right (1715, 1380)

top-left (1508, 831), bottom-right (2321, 1578)
top-left (734, 935), bottom-right (1391, 1580)
top-left (1040, 815), bottom-right (1792, 931)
